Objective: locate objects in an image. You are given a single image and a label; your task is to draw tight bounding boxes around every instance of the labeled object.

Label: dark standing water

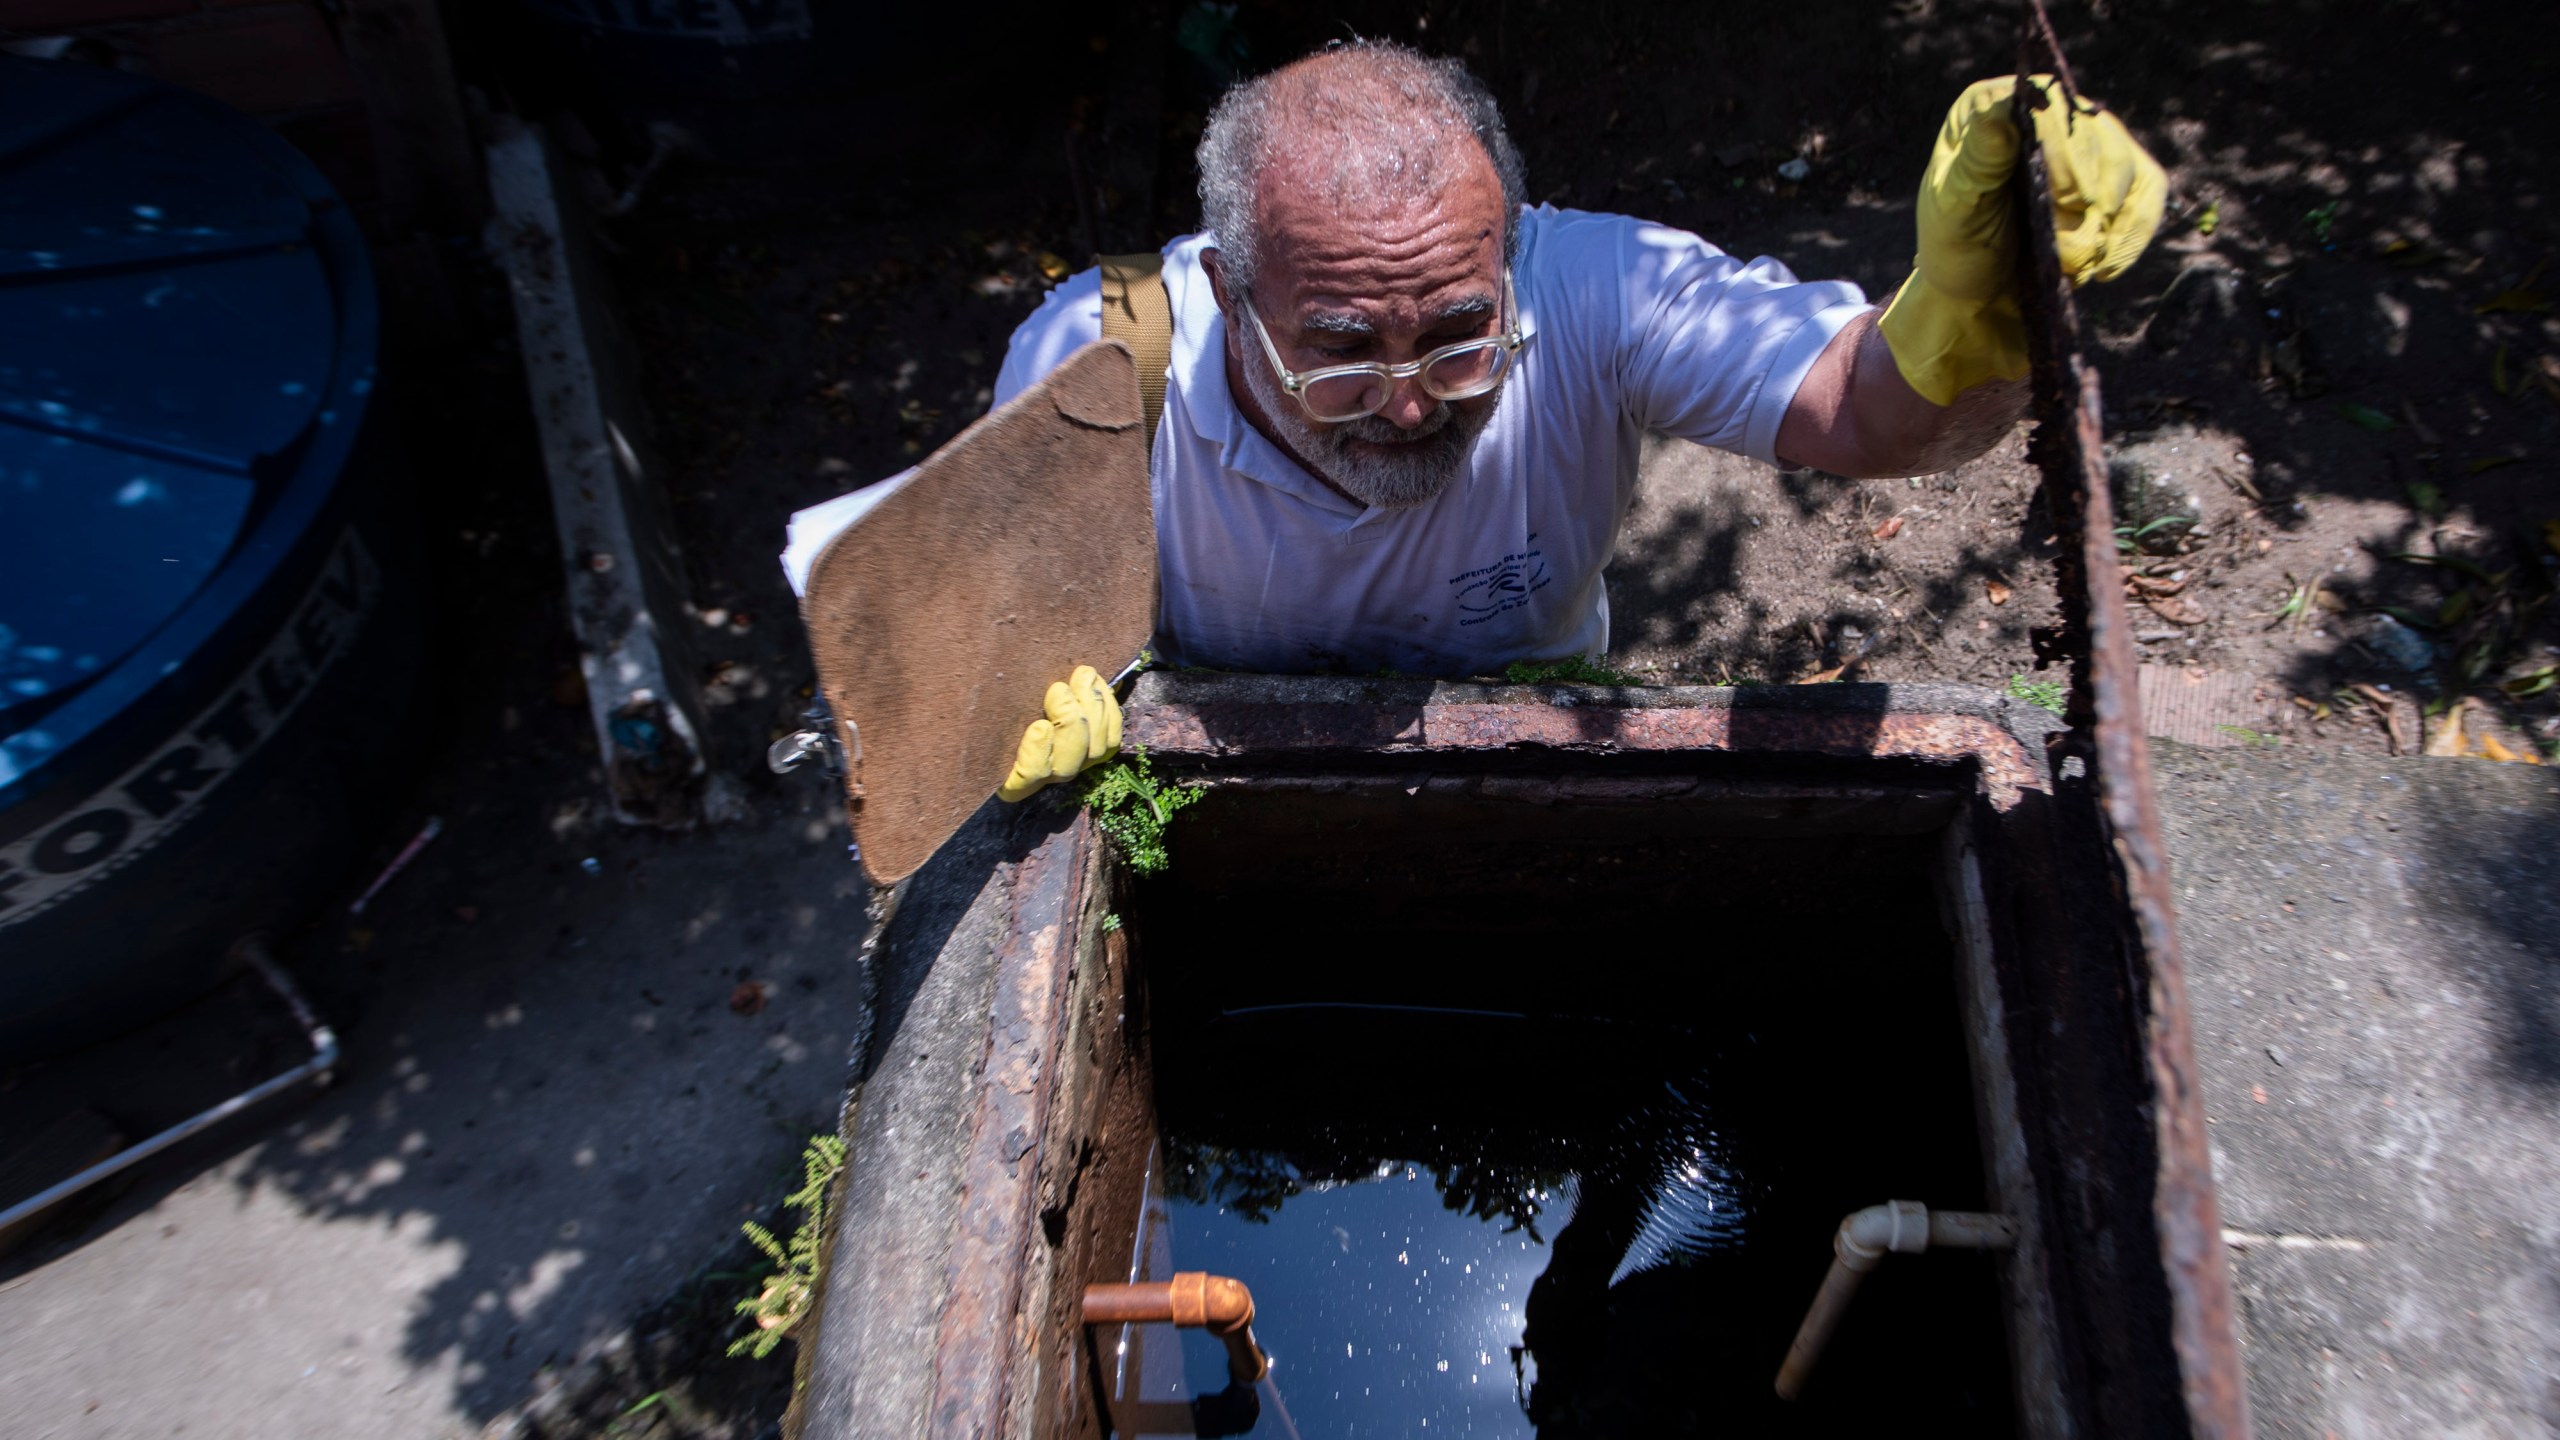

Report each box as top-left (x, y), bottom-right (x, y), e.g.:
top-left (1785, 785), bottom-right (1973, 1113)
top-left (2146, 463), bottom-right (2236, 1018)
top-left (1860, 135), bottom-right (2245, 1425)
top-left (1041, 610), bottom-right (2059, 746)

top-left (1120, 801), bottom-right (2019, 1437)
top-left (1164, 1163), bottom-right (1560, 1437)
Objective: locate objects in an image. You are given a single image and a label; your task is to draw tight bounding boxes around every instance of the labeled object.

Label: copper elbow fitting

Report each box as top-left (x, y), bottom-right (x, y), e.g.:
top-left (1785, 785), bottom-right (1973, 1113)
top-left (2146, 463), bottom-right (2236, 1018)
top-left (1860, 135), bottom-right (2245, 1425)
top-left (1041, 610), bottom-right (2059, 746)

top-left (1083, 1272), bottom-right (1272, 1384)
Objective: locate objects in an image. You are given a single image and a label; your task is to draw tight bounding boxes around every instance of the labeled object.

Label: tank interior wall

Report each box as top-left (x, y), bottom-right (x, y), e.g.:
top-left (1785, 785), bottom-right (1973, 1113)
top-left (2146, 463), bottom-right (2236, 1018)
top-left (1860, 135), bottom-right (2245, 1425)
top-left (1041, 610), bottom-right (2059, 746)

top-left (1006, 865), bottom-right (1156, 1440)
top-left (1076, 772), bottom-right (2074, 1439)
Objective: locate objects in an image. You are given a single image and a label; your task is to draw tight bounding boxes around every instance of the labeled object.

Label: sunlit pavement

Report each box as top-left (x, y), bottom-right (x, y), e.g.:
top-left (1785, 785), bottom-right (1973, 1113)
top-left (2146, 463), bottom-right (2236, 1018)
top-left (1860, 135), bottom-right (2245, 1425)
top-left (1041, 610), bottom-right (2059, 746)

top-left (2156, 745), bottom-right (2560, 1439)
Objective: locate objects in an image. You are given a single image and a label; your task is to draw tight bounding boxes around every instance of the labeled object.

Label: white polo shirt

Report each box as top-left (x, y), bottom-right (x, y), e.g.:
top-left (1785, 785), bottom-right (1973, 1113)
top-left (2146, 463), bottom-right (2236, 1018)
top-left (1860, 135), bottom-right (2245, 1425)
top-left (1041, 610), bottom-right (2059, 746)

top-left (784, 205), bottom-right (1866, 677)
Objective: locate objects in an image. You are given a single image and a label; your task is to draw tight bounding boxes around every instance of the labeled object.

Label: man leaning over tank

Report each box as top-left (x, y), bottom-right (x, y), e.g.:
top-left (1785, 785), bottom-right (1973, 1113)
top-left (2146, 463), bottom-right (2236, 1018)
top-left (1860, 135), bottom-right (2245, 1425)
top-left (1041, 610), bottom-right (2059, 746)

top-left (779, 40), bottom-right (2163, 803)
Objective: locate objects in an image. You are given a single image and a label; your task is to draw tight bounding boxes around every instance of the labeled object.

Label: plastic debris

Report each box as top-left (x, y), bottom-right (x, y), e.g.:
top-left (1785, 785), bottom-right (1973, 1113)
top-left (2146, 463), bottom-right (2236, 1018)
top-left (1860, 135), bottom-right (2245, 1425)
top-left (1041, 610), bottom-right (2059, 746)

top-left (349, 817), bottom-right (444, 916)
top-left (2367, 614), bottom-right (2434, 672)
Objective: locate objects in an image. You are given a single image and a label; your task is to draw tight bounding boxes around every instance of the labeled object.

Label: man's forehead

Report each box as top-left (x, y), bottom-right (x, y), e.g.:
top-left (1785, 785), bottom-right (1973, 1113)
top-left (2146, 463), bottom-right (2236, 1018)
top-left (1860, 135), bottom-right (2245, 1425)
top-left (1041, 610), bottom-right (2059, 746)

top-left (1249, 146), bottom-right (1505, 313)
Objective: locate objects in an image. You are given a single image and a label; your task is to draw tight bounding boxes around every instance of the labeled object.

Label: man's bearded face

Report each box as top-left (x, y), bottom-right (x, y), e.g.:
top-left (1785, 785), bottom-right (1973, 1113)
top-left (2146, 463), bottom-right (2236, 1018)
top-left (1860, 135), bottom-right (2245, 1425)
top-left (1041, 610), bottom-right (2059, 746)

top-left (1223, 136), bottom-right (1515, 511)
top-left (1235, 342), bottom-right (1503, 509)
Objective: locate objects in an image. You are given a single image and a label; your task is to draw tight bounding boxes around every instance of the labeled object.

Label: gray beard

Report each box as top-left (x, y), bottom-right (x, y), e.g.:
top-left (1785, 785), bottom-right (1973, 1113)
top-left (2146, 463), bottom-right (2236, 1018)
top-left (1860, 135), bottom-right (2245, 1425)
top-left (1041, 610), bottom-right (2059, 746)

top-left (1240, 348), bottom-right (1501, 509)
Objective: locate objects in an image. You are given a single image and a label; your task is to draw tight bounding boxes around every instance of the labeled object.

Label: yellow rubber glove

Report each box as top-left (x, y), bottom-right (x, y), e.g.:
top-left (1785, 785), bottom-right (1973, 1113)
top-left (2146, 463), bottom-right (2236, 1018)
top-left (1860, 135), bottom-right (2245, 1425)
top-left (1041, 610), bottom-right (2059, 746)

top-left (997, 664), bottom-right (1123, 802)
top-left (1879, 75), bottom-right (2168, 406)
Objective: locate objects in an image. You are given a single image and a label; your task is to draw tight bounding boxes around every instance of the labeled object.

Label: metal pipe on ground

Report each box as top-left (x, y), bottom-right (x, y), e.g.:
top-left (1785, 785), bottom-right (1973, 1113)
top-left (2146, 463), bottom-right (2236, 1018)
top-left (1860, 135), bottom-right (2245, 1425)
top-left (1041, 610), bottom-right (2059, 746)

top-left (0, 937), bottom-right (338, 1239)
top-left (1774, 1200), bottom-right (2017, 1401)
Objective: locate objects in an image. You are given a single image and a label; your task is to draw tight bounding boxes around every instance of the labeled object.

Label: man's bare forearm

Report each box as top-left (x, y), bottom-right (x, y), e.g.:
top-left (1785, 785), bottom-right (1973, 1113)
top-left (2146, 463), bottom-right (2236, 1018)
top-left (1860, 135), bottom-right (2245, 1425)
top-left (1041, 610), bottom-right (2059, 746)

top-left (1773, 310), bottom-right (2027, 478)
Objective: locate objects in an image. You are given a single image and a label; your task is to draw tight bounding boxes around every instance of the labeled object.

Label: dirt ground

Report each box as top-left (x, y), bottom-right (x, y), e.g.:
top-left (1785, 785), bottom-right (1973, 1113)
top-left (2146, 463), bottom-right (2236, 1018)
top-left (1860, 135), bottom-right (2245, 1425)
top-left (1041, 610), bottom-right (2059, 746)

top-left (511, 0), bottom-right (2558, 775)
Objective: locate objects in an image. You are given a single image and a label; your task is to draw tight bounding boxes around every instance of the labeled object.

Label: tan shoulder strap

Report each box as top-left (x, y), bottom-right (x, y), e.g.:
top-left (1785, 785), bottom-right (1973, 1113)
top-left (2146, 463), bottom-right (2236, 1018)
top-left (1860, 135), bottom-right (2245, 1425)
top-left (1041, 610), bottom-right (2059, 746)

top-left (1096, 251), bottom-right (1173, 448)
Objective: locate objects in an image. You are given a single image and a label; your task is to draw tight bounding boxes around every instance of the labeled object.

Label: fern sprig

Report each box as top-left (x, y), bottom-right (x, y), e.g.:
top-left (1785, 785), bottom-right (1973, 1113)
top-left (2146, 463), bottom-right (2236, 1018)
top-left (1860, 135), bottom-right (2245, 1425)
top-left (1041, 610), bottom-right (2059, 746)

top-left (1078, 747), bottom-right (1199, 876)
top-left (726, 1134), bottom-right (848, 1359)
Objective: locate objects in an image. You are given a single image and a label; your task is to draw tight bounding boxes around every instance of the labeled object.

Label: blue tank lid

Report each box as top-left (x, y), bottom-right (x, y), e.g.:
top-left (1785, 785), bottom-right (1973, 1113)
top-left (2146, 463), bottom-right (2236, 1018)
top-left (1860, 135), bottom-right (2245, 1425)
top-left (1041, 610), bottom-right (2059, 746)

top-left (0, 56), bottom-right (366, 745)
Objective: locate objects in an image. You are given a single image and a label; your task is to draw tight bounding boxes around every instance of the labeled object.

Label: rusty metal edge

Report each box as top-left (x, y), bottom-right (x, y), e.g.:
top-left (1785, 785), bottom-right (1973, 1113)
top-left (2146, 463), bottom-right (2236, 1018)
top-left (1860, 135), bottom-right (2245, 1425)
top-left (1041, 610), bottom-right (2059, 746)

top-left (1125, 687), bottom-right (2048, 811)
top-left (923, 811), bottom-right (1094, 1437)
top-left (2011, 7), bottom-right (2251, 1434)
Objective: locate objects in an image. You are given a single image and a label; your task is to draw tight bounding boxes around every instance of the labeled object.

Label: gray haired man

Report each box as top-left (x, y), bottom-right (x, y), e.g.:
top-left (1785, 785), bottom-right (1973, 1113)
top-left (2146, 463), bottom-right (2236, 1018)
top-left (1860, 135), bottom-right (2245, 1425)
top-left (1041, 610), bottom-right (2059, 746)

top-left (784, 40), bottom-right (2161, 801)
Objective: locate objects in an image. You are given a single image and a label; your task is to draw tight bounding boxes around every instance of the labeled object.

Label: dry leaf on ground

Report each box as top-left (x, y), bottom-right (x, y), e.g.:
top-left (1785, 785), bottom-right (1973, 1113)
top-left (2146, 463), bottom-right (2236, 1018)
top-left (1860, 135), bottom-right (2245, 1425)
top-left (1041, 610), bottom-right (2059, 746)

top-left (2476, 731), bottom-right (2540, 764)
top-left (2424, 697), bottom-right (2471, 757)
top-left (1871, 515), bottom-right (1905, 541)
top-left (2350, 684), bottom-right (2417, 754)
top-left (2146, 594), bottom-right (2207, 626)
top-left (1986, 579), bottom-right (2012, 606)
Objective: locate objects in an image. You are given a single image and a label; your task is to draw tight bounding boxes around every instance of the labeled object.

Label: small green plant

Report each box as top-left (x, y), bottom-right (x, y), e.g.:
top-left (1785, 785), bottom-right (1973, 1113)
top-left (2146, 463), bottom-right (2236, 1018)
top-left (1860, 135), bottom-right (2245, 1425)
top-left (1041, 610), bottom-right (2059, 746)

top-left (1080, 747), bottom-right (1200, 876)
top-left (1501, 654), bottom-right (1643, 686)
top-left (2113, 513), bottom-right (2192, 555)
top-left (2006, 673), bottom-right (2067, 715)
top-left (2215, 724), bottom-right (2279, 747)
top-left (2304, 201), bottom-right (2339, 243)
top-left (2268, 577), bottom-right (2313, 632)
top-left (1102, 912), bottom-right (1124, 932)
top-left (728, 1134), bottom-right (848, 1359)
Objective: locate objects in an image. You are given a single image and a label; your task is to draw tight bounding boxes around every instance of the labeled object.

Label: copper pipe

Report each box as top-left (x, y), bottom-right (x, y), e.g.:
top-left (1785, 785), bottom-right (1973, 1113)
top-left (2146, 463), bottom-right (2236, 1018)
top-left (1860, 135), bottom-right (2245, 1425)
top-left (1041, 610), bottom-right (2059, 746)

top-left (1083, 1272), bottom-right (1271, 1385)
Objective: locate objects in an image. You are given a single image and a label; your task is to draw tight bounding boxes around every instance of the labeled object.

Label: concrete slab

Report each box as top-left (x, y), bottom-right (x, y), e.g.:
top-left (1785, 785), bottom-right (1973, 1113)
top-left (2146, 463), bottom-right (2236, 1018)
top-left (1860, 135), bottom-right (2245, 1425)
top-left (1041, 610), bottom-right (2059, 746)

top-left (2153, 745), bottom-right (2560, 1439)
top-left (0, 792), bottom-right (872, 1440)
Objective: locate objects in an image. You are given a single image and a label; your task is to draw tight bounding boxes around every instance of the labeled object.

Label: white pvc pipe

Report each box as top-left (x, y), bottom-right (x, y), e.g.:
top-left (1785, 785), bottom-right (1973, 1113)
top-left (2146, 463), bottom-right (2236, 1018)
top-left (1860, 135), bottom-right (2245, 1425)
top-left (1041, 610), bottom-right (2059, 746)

top-left (1774, 1200), bottom-right (2016, 1400)
top-left (0, 939), bottom-right (338, 1238)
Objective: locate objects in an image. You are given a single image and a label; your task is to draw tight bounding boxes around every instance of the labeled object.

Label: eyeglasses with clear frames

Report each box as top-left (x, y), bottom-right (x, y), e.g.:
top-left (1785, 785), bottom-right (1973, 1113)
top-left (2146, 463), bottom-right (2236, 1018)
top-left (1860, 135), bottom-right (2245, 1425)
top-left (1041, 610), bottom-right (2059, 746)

top-left (1244, 271), bottom-right (1526, 424)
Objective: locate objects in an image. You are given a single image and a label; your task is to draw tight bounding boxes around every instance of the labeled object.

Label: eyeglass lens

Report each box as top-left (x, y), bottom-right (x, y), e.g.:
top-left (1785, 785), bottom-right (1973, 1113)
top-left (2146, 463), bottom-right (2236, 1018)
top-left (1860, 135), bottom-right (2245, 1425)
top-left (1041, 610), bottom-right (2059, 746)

top-left (1300, 340), bottom-right (1512, 421)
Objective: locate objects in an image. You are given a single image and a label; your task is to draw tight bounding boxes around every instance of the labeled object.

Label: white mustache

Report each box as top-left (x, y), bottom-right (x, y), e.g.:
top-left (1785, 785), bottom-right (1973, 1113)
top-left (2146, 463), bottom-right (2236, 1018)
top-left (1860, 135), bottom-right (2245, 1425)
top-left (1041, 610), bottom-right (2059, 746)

top-left (1336, 404), bottom-right (1453, 444)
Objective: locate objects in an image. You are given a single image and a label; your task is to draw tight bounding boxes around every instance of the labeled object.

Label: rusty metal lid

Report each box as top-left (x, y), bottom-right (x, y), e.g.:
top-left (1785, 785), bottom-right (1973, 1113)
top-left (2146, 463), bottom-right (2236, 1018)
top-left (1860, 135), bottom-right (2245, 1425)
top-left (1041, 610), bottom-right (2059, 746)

top-left (798, 339), bottom-right (1157, 882)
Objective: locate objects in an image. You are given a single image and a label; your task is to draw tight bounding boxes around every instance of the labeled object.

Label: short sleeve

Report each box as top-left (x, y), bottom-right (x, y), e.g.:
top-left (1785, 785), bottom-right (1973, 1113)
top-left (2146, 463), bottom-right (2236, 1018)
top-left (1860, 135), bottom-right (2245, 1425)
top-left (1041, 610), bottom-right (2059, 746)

top-left (1614, 222), bottom-right (1869, 465)
top-left (992, 268), bottom-right (1106, 406)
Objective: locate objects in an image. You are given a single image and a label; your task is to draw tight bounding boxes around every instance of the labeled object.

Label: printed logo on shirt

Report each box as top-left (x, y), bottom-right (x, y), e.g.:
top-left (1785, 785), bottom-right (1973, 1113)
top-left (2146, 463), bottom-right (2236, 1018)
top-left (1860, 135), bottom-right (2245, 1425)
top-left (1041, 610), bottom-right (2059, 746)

top-left (1448, 541), bottom-right (1550, 627)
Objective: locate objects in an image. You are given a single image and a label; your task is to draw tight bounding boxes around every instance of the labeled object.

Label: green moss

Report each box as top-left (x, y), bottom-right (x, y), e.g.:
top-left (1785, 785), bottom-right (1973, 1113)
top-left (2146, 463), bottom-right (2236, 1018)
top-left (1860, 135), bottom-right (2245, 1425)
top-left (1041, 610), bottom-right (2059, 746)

top-left (2006, 673), bottom-right (2067, 715)
top-left (1501, 655), bottom-right (1644, 687)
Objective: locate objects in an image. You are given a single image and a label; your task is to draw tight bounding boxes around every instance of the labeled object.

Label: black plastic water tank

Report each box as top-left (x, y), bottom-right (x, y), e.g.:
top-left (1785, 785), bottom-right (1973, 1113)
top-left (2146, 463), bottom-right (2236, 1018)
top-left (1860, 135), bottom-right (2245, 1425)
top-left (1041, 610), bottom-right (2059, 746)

top-left (0, 57), bottom-right (421, 1058)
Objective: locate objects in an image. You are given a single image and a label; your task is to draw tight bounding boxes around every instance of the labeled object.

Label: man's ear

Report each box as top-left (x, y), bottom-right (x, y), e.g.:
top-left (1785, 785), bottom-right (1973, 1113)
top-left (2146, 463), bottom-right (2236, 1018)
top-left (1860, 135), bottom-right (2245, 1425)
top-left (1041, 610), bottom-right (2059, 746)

top-left (1198, 247), bottom-right (1246, 360)
top-left (1199, 247), bottom-right (1231, 315)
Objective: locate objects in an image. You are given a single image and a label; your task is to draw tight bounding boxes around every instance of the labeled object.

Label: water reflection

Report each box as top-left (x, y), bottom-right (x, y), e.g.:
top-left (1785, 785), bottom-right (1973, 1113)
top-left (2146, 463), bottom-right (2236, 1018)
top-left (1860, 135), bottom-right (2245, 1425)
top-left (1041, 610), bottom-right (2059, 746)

top-left (1154, 1066), bottom-right (1751, 1438)
top-left (1172, 1164), bottom-right (1553, 1438)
